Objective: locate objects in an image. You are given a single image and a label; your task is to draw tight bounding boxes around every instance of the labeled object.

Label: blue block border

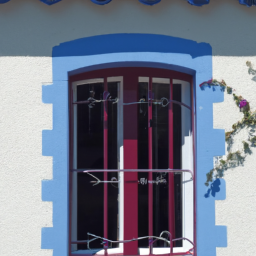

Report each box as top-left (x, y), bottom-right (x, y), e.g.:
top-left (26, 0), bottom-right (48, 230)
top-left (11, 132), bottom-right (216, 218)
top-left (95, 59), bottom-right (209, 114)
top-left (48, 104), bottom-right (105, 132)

top-left (42, 33), bottom-right (227, 256)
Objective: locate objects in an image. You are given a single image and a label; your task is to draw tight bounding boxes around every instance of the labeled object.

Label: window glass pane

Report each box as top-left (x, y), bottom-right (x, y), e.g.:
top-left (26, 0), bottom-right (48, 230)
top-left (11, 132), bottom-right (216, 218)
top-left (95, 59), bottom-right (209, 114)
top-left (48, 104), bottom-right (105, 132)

top-left (108, 82), bottom-right (118, 169)
top-left (77, 83), bottom-right (104, 169)
top-left (75, 81), bottom-right (119, 250)
top-left (173, 84), bottom-right (182, 247)
top-left (77, 172), bottom-right (104, 249)
top-left (76, 82), bottom-right (104, 249)
top-left (152, 81), bottom-right (169, 247)
top-left (108, 172), bottom-right (119, 248)
top-left (138, 80), bottom-right (149, 247)
top-left (107, 82), bottom-right (119, 247)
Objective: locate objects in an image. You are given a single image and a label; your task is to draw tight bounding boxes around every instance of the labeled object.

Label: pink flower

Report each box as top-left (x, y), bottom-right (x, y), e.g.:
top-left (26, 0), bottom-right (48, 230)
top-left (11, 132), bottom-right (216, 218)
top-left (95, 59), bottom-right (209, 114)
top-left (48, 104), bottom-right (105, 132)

top-left (239, 100), bottom-right (247, 108)
top-left (199, 78), bottom-right (213, 87)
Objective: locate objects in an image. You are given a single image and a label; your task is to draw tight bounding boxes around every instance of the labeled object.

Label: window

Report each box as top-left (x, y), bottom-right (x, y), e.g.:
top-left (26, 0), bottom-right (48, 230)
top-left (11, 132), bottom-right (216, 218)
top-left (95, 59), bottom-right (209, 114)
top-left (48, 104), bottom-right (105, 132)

top-left (69, 68), bottom-right (194, 256)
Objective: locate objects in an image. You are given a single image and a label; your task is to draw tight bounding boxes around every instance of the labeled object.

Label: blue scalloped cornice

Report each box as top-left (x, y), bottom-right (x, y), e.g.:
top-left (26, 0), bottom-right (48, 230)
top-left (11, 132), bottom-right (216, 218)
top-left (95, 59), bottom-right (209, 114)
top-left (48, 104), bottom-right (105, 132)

top-left (0, 0), bottom-right (255, 7)
top-left (239, 0), bottom-right (256, 6)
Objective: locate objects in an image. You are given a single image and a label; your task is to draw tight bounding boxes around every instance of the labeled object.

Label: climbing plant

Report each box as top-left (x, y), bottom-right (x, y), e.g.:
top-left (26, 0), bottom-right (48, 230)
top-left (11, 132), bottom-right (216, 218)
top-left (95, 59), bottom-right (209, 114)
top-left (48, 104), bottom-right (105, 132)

top-left (200, 79), bottom-right (256, 187)
top-left (246, 61), bottom-right (256, 75)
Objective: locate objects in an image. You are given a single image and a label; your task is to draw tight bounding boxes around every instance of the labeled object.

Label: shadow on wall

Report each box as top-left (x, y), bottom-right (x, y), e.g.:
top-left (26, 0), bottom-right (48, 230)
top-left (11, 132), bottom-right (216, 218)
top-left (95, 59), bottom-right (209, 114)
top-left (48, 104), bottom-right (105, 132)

top-left (204, 179), bottom-right (221, 198)
top-left (0, 0), bottom-right (256, 56)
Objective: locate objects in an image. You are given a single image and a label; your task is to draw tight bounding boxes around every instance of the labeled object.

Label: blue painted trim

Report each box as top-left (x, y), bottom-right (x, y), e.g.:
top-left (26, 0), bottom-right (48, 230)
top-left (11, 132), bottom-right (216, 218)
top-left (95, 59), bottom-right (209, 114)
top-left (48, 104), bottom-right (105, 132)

top-left (91, 0), bottom-right (112, 5)
top-left (53, 34), bottom-right (211, 59)
top-left (138, 0), bottom-right (161, 6)
top-left (42, 34), bottom-right (227, 256)
top-left (40, 0), bottom-right (62, 5)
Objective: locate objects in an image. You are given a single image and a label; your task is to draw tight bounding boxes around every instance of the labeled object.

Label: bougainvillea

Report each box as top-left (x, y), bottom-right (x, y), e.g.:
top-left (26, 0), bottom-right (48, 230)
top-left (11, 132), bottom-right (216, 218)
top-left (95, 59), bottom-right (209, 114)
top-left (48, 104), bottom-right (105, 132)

top-left (201, 80), bottom-right (256, 187)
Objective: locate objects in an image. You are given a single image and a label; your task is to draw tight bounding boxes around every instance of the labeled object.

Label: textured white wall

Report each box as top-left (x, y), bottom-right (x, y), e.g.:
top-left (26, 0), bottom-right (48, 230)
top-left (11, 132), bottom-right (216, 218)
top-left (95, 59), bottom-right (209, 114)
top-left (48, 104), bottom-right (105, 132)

top-left (0, 57), bottom-right (53, 256)
top-left (213, 57), bottom-right (256, 256)
top-left (0, 1), bottom-right (256, 256)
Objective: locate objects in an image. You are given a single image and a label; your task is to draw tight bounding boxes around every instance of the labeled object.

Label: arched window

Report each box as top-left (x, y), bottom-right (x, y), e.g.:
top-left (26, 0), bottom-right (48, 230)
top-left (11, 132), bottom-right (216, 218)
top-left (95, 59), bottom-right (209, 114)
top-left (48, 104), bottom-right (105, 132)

top-left (69, 67), bottom-right (195, 256)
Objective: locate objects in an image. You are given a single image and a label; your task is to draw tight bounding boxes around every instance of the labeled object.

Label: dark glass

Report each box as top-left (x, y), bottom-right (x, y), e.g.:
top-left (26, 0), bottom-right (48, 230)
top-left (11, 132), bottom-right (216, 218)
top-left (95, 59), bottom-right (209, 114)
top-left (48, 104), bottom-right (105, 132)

top-left (77, 172), bottom-right (104, 249)
top-left (152, 82), bottom-right (169, 170)
top-left (138, 82), bottom-right (149, 247)
top-left (76, 82), bottom-right (119, 249)
top-left (108, 172), bottom-right (119, 248)
top-left (107, 82), bottom-right (119, 247)
top-left (152, 82), bottom-right (169, 247)
top-left (173, 84), bottom-right (182, 247)
top-left (76, 83), bottom-right (104, 249)
top-left (108, 82), bottom-right (118, 170)
top-left (77, 83), bottom-right (104, 169)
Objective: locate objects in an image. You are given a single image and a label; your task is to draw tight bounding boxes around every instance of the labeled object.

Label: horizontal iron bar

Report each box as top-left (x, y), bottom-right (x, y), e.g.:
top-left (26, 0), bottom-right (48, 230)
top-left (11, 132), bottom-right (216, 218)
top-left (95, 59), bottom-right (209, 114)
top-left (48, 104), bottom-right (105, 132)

top-left (73, 98), bottom-right (191, 110)
top-left (123, 98), bottom-right (191, 110)
top-left (87, 232), bottom-right (170, 245)
top-left (71, 169), bottom-right (194, 180)
top-left (73, 99), bottom-right (117, 104)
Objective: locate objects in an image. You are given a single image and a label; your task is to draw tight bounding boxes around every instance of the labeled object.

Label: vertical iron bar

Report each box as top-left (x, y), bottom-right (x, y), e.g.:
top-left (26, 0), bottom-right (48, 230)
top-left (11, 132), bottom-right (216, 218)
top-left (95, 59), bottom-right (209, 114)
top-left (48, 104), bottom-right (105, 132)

top-left (104, 78), bottom-right (108, 255)
top-left (169, 79), bottom-right (175, 250)
top-left (148, 77), bottom-right (153, 254)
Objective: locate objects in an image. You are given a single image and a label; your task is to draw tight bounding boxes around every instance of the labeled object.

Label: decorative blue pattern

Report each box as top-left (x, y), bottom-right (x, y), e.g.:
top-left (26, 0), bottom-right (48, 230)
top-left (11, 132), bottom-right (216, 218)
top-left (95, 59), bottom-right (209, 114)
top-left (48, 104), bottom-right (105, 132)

top-left (1, 0), bottom-right (253, 7)
top-left (40, 0), bottom-right (62, 5)
top-left (239, 0), bottom-right (256, 6)
top-left (187, 0), bottom-right (210, 6)
top-left (139, 0), bottom-right (162, 6)
top-left (42, 34), bottom-right (226, 256)
top-left (91, 0), bottom-right (112, 5)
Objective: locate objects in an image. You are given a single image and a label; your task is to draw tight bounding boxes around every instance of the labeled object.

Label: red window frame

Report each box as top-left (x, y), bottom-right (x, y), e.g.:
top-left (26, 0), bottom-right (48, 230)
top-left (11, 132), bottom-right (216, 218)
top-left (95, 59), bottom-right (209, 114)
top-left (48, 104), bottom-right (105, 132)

top-left (68, 67), bottom-right (196, 256)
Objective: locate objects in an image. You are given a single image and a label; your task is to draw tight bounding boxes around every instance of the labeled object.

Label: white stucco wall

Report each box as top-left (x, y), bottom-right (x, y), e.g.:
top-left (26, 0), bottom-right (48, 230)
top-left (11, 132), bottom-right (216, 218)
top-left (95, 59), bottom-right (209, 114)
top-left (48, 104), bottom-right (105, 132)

top-left (0, 1), bottom-right (256, 256)
top-left (213, 57), bottom-right (256, 256)
top-left (0, 57), bottom-right (53, 256)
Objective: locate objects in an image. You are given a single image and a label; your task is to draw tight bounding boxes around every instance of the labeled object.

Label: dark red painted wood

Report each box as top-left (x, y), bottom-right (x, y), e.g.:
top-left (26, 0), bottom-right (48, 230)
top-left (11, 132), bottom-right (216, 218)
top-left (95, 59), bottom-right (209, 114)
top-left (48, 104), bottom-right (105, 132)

top-left (69, 68), bottom-right (192, 85)
top-left (123, 74), bottom-right (138, 255)
top-left (168, 79), bottom-right (175, 244)
top-left (148, 77), bottom-right (153, 244)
